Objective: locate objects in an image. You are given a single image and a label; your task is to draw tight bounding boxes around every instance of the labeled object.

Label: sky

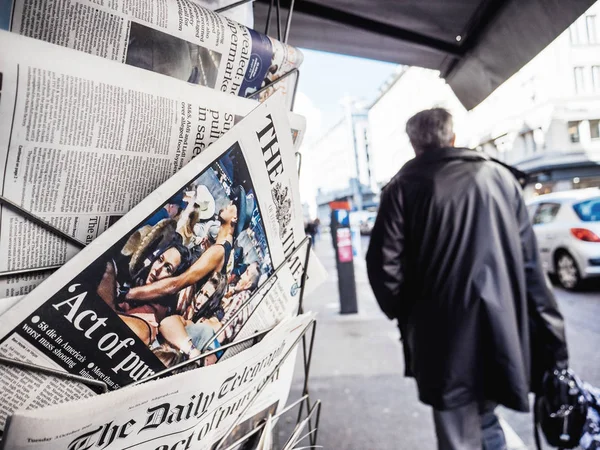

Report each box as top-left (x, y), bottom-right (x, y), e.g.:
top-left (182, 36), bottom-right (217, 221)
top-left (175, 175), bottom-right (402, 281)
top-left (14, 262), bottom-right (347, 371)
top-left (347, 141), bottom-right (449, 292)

top-left (293, 49), bottom-right (398, 145)
top-left (293, 49), bottom-right (398, 213)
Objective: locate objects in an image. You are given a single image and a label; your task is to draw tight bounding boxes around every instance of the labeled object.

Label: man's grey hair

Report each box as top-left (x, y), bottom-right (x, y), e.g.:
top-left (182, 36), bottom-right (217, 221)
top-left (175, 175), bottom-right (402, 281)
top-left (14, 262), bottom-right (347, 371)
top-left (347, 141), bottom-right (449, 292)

top-left (406, 108), bottom-right (455, 153)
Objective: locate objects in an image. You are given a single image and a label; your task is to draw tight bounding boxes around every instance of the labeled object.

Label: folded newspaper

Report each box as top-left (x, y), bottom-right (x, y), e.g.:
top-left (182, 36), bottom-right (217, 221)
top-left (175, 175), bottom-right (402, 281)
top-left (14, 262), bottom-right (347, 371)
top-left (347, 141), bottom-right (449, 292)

top-left (0, 31), bottom-right (307, 299)
top-left (0, 93), bottom-right (326, 430)
top-left (1, 313), bottom-right (316, 450)
top-left (1, 0), bottom-right (301, 106)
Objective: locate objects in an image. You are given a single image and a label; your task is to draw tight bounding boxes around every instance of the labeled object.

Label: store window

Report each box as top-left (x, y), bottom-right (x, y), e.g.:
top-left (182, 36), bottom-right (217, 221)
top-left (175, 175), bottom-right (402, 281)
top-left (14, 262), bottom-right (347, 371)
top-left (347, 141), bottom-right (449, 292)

top-left (576, 176), bottom-right (600, 190)
top-left (574, 66), bottom-right (586, 93)
top-left (532, 181), bottom-right (554, 197)
top-left (568, 121), bottom-right (581, 143)
top-left (591, 119), bottom-right (600, 140)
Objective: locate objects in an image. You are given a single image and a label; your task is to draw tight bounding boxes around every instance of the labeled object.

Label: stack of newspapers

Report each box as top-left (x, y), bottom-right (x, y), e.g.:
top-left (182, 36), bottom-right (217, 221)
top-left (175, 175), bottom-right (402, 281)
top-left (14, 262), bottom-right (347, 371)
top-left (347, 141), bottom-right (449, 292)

top-left (0, 1), bottom-right (326, 448)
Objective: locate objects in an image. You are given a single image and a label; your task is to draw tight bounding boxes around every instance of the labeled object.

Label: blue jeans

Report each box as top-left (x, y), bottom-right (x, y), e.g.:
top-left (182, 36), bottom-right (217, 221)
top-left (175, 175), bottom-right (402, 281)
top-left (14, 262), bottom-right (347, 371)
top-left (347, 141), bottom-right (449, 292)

top-left (185, 323), bottom-right (222, 356)
top-left (433, 402), bottom-right (507, 450)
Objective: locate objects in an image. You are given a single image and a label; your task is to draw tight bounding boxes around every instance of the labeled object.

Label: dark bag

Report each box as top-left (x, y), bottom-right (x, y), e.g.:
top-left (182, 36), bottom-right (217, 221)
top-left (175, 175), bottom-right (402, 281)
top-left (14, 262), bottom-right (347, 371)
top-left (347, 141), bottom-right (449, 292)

top-left (580, 383), bottom-right (600, 450)
top-left (534, 368), bottom-right (588, 449)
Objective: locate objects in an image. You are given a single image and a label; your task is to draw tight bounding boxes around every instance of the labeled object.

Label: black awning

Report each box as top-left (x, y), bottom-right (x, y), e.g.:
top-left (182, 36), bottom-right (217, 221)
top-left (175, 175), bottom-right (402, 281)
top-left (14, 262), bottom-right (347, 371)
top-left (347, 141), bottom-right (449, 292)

top-left (254, 0), bottom-right (596, 110)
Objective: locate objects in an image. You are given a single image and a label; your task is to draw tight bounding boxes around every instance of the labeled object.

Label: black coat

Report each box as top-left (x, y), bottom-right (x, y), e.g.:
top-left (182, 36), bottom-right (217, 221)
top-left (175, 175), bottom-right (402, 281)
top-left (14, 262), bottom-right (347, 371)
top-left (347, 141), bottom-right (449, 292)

top-left (366, 148), bottom-right (568, 412)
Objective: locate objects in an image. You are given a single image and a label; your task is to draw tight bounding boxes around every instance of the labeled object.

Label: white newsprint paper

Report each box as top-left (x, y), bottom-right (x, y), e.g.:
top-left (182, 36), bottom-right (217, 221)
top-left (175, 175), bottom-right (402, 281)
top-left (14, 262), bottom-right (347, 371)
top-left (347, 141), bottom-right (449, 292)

top-left (0, 92), bottom-right (325, 430)
top-left (1, 0), bottom-right (302, 105)
top-left (1, 313), bottom-right (315, 450)
top-left (0, 31), bottom-right (310, 299)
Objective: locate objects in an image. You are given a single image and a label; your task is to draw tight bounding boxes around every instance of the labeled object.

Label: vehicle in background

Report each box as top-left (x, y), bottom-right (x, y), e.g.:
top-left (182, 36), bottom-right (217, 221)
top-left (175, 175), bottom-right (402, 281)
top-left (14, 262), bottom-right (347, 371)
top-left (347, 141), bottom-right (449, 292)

top-left (527, 188), bottom-right (600, 290)
top-left (349, 210), bottom-right (377, 236)
top-left (360, 215), bottom-right (376, 235)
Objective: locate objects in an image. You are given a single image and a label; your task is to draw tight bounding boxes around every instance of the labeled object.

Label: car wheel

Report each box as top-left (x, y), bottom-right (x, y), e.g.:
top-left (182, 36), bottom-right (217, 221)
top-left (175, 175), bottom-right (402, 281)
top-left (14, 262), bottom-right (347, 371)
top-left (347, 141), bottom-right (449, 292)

top-left (555, 251), bottom-right (581, 290)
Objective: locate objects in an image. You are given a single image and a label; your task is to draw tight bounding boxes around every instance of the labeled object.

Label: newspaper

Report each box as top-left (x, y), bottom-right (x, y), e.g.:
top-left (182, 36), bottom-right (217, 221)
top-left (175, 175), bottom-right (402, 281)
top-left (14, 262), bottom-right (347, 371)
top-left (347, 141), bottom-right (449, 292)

top-left (218, 236), bottom-right (312, 360)
top-left (0, 31), bottom-right (307, 299)
top-left (0, 296), bottom-right (22, 316)
top-left (2, 0), bottom-right (302, 106)
top-left (1, 313), bottom-right (314, 450)
top-left (0, 92), bottom-right (324, 430)
top-left (193, 0), bottom-right (254, 29)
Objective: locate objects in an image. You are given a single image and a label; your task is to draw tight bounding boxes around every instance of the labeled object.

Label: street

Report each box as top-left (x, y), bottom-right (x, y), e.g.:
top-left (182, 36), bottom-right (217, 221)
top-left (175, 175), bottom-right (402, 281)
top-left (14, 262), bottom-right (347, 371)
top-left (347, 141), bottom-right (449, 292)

top-left (277, 234), bottom-right (600, 449)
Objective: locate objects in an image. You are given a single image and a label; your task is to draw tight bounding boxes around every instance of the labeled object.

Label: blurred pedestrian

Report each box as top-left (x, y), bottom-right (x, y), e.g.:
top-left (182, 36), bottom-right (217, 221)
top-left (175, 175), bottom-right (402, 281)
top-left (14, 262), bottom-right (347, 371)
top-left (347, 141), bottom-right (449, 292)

top-left (305, 220), bottom-right (317, 247)
top-left (313, 217), bottom-right (321, 242)
top-left (366, 108), bottom-right (569, 450)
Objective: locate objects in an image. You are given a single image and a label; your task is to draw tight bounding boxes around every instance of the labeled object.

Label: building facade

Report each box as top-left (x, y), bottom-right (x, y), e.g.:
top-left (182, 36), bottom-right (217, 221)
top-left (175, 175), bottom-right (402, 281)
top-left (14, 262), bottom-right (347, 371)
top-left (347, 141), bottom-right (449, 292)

top-left (466, 2), bottom-right (600, 198)
top-left (303, 3), bottom-right (600, 217)
top-left (367, 66), bottom-right (468, 187)
top-left (306, 99), bottom-right (378, 224)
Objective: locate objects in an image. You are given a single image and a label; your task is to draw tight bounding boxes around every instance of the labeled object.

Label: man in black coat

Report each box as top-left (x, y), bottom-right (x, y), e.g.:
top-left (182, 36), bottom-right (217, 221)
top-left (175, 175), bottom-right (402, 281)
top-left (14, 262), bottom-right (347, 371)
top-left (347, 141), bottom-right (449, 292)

top-left (366, 108), bottom-right (569, 450)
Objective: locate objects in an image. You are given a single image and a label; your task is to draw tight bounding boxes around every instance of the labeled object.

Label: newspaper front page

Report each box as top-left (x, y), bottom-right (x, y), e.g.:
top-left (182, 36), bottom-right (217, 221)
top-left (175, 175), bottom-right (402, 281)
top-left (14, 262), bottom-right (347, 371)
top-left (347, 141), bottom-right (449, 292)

top-left (1, 313), bottom-right (314, 450)
top-left (2, 0), bottom-right (302, 106)
top-left (0, 92), bottom-right (323, 430)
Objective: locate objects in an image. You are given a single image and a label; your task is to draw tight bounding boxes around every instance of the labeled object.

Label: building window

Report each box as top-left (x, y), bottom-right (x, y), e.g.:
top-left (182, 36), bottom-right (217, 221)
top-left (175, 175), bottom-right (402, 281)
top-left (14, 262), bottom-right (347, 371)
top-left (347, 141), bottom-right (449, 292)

top-left (574, 67), bottom-right (586, 93)
top-left (587, 15), bottom-right (598, 44)
top-left (522, 130), bottom-right (536, 154)
top-left (570, 16), bottom-right (599, 45)
top-left (568, 121), bottom-right (581, 143)
top-left (593, 66), bottom-right (600, 92)
top-left (591, 119), bottom-right (600, 140)
top-left (570, 23), bottom-right (582, 44)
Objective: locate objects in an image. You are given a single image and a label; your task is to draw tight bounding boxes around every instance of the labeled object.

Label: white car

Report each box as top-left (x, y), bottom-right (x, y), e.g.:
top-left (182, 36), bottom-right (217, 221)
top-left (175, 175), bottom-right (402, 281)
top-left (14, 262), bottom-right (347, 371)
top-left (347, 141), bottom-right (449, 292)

top-left (360, 215), bottom-right (376, 235)
top-left (527, 188), bottom-right (600, 290)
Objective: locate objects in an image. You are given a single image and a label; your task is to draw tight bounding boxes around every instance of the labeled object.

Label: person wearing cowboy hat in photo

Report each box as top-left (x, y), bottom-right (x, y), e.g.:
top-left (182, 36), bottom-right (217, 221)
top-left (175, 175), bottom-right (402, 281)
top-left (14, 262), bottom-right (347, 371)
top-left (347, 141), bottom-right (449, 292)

top-left (124, 185), bottom-right (253, 303)
top-left (177, 185), bottom-right (217, 247)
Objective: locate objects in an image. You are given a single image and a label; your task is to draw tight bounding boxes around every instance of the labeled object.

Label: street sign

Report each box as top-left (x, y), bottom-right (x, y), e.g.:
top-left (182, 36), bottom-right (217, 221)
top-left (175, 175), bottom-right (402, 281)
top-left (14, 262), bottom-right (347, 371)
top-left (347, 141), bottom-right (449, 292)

top-left (330, 209), bottom-right (358, 314)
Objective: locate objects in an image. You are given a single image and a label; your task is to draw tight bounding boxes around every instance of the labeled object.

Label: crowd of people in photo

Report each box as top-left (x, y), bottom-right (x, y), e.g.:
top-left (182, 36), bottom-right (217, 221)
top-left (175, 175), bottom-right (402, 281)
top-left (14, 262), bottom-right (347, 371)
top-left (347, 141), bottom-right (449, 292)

top-left (94, 152), bottom-right (273, 368)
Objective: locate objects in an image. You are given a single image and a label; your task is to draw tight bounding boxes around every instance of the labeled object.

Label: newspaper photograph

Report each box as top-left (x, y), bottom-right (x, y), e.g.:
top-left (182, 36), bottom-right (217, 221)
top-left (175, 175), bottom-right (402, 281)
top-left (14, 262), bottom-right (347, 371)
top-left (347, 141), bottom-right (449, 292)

top-left (218, 236), bottom-right (313, 361)
top-left (0, 94), bottom-right (323, 430)
top-left (1, 313), bottom-right (314, 450)
top-left (0, 31), bottom-right (307, 299)
top-left (1, 0), bottom-right (302, 106)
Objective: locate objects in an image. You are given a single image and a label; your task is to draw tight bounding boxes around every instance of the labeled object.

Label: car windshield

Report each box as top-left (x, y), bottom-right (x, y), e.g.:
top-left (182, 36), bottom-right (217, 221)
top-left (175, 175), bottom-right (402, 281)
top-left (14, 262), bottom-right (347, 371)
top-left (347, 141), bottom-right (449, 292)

top-left (573, 197), bottom-right (600, 222)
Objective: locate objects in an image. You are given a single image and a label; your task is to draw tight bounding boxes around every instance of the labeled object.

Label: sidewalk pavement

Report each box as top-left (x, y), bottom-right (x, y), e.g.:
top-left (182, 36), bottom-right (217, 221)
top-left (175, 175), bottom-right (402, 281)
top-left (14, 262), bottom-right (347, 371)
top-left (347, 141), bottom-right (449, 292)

top-left (277, 232), bottom-right (528, 449)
